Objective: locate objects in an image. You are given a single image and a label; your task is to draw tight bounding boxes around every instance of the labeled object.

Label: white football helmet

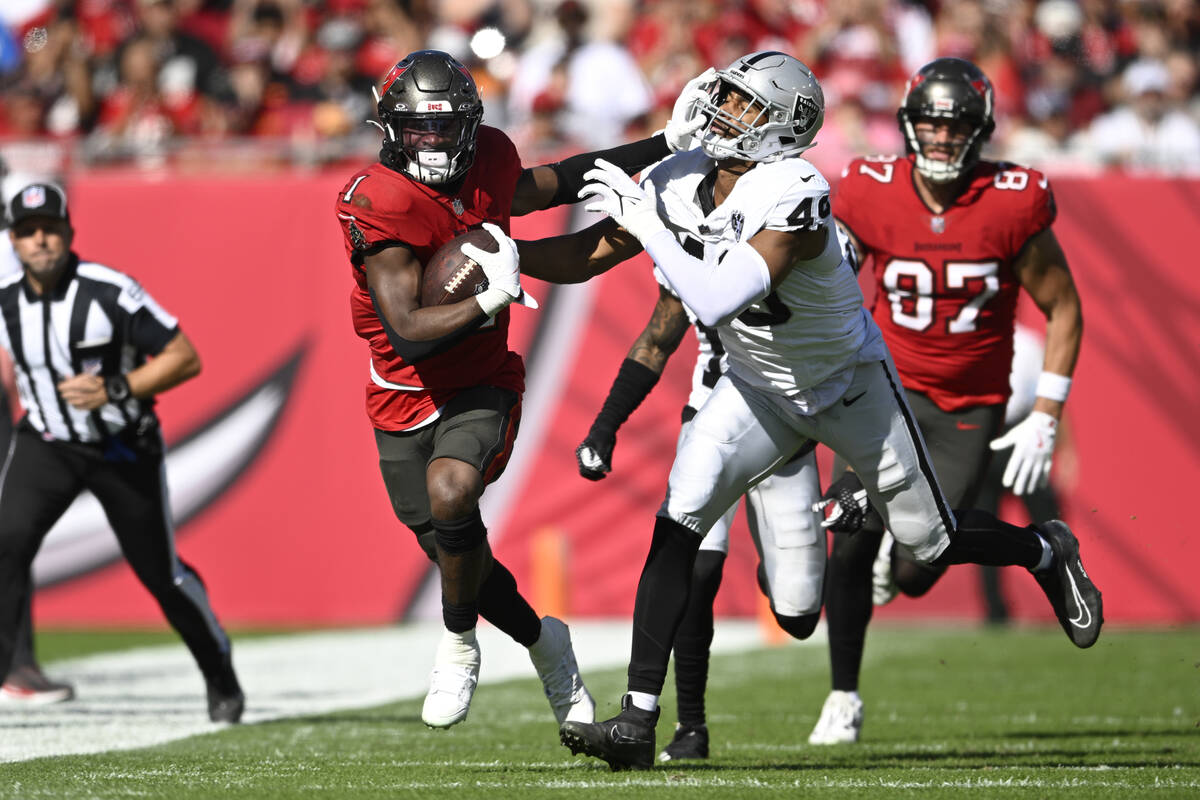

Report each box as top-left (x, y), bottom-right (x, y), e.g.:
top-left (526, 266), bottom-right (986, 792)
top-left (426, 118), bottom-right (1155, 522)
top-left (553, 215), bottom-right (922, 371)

top-left (686, 51), bottom-right (825, 163)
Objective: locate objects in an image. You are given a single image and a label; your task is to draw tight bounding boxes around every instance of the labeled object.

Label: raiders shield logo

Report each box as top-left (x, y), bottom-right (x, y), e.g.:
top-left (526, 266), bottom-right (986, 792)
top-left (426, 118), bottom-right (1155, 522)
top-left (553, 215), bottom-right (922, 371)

top-left (731, 210), bottom-right (745, 241)
top-left (930, 215), bottom-right (946, 234)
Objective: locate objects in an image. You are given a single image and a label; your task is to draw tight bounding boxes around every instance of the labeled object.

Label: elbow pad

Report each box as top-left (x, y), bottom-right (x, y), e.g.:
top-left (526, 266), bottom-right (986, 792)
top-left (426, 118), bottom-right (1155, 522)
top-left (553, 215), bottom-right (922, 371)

top-left (644, 233), bottom-right (772, 327)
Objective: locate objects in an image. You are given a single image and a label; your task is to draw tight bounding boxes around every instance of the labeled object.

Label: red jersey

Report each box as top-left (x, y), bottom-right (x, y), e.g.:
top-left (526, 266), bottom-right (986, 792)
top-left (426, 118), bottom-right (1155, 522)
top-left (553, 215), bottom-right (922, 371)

top-left (835, 155), bottom-right (1056, 411)
top-left (335, 125), bottom-right (526, 430)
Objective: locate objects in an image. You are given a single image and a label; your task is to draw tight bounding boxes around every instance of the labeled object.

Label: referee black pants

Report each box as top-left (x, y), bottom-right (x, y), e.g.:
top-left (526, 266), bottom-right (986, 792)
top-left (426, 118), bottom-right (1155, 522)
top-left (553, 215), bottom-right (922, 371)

top-left (0, 422), bottom-right (232, 681)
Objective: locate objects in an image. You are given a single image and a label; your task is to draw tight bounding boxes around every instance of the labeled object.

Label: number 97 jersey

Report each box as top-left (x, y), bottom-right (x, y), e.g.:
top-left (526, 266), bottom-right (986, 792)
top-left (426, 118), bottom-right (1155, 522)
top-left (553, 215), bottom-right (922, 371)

top-left (835, 155), bottom-right (1056, 412)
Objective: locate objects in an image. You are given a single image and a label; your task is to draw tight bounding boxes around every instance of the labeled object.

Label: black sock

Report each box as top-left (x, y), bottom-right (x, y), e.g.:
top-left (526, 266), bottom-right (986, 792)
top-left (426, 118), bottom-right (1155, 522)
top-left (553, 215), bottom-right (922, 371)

top-left (442, 598), bottom-right (478, 634)
top-left (673, 550), bottom-right (725, 727)
top-left (934, 509), bottom-right (1044, 569)
top-left (627, 517), bottom-right (700, 696)
top-left (478, 560), bottom-right (541, 647)
top-left (825, 521), bottom-right (885, 693)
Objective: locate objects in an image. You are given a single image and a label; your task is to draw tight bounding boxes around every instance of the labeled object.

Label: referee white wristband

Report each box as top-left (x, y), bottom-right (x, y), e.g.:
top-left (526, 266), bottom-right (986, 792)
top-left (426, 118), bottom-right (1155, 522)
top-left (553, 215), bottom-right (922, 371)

top-left (1035, 371), bottom-right (1072, 403)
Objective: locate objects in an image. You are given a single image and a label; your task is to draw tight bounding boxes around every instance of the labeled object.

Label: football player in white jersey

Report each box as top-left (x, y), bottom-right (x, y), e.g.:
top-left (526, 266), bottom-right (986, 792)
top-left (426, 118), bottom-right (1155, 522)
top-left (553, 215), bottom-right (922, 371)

top-left (575, 266), bottom-right (825, 762)
top-left (503, 51), bottom-right (1102, 770)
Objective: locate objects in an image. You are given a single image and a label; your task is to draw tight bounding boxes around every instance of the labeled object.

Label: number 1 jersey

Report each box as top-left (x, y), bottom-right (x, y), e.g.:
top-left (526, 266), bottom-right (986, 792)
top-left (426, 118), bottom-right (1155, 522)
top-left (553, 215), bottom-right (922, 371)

top-left (835, 155), bottom-right (1056, 412)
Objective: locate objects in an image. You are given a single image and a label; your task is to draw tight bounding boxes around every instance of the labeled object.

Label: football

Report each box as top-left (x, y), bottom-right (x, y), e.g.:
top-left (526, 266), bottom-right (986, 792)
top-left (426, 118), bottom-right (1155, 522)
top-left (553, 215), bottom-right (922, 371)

top-left (420, 228), bottom-right (496, 307)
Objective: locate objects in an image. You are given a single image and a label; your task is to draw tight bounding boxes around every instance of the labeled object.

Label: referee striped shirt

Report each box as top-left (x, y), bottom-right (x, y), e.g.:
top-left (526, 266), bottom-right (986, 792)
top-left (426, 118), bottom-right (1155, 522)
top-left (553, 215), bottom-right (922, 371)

top-left (0, 253), bottom-right (179, 443)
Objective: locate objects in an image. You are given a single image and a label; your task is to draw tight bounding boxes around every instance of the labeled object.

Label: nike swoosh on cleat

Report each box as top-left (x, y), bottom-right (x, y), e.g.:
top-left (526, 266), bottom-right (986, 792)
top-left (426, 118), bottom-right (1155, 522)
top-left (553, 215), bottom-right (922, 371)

top-left (955, 420), bottom-right (981, 430)
top-left (842, 391), bottom-right (867, 407)
top-left (1065, 570), bottom-right (1092, 629)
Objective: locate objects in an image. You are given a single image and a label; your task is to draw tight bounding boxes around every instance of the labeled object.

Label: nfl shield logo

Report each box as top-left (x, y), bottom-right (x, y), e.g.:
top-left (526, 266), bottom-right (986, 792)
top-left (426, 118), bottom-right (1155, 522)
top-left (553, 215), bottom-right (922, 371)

top-left (452, 198), bottom-right (465, 216)
top-left (930, 215), bottom-right (945, 234)
top-left (731, 210), bottom-right (745, 241)
top-left (22, 185), bottom-right (46, 209)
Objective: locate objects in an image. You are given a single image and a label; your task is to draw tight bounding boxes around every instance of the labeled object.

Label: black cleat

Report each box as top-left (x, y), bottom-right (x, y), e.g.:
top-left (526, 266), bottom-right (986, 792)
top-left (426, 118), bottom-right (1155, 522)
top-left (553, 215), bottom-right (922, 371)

top-left (205, 653), bottom-right (245, 723)
top-left (659, 723), bottom-right (708, 762)
top-left (1032, 520), bottom-right (1103, 648)
top-left (560, 694), bottom-right (659, 771)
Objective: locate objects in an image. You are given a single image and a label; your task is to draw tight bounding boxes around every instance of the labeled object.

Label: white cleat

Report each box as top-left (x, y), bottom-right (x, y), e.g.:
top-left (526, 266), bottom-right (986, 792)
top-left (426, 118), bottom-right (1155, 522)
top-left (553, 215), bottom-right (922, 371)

top-left (421, 629), bottom-right (481, 729)
top-left (528, 616), bottom-right (595, 725)
top-left (808, 690), bottom-right (864, 745)
top-left (872, 531), bottom-right (899, 606)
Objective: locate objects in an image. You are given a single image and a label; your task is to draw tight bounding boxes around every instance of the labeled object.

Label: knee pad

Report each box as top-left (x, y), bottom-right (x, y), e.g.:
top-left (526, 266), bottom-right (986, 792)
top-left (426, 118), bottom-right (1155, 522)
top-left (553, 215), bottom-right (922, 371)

top-left (773, 609), bottom-right (820, 640)
top-left (432, 509), bottom-right (487, 555)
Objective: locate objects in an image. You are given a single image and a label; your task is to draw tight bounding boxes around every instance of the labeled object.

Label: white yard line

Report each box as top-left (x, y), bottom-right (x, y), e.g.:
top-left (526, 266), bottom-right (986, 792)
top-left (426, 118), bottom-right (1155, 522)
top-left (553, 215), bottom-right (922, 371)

top-left (0, 620), bottom-right (788, 764)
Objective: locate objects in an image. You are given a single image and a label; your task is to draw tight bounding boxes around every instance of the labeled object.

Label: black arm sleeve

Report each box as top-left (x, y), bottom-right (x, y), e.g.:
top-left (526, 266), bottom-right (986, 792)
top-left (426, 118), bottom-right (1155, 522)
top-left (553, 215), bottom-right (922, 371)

top-left (547, 133), bottom-right (672, 208)
top-left (369, 288), bottom-right (488, 364)
top-left (588, 358), bottom-right (661, 439)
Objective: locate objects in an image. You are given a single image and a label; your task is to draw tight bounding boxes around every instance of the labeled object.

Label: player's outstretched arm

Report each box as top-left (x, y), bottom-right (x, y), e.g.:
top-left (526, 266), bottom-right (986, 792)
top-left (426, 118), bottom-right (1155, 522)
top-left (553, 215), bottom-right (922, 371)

top-left (1013, 227), bottom-right (1082, 419)
top-left (989, 227), bottom-right (1083, 496)
top-left (577, 287), bottom-right (689, 480)
top-left (516, 217), bottom-right (642, 284)
top-left (364, 243), bottom-right (492, 363)
top-left (510, 70), bottom-right (710, 216)
top-left (512, 135), bottom-right (672, 216)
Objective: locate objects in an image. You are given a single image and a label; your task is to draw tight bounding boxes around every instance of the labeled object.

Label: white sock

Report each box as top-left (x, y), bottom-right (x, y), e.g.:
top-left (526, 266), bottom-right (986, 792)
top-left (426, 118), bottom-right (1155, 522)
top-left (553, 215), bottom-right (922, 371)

top-left (628, 691), bottom-right (659, 712)
top-left (1033, 534), bottom-right (1054, 572)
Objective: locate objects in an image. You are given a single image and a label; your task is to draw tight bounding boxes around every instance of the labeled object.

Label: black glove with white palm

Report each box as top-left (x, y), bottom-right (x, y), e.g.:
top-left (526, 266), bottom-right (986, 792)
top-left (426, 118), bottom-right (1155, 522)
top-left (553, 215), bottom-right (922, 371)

top-left (578, 159), bottom-right (668, 245)
top-left (576, 430), bottom-right (615, 481)
top-left (813, 471), bottom-right (876, 535)
top-left (461, 222), bottom-right (538, 317)
top-left (661, 68), bottom-right (715, 153)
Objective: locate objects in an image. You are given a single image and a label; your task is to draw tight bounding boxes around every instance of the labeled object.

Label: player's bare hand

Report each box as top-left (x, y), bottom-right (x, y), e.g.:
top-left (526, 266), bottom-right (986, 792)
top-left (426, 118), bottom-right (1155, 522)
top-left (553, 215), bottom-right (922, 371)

top-left (57, 374), bottom-right (108, 410)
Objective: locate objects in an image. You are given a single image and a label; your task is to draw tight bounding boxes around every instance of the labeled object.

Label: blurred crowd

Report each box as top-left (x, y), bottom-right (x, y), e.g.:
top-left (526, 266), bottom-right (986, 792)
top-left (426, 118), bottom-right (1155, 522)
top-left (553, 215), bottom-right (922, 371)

top-left (1, 0), bottom-right (1198, 175)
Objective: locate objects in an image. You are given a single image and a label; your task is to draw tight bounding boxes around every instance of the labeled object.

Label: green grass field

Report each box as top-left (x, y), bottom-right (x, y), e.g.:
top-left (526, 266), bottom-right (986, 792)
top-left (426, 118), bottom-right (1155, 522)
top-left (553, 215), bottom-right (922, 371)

top-left (3, 625), bottom-right (1198, 798)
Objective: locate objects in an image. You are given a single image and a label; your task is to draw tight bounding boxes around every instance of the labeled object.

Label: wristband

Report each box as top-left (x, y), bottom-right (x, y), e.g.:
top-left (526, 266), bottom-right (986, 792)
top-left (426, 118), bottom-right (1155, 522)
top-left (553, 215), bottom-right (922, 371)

top-left (1035, 371), bottom-right (1071, 403)
top-left (105, 373), bottom-right (131, 403)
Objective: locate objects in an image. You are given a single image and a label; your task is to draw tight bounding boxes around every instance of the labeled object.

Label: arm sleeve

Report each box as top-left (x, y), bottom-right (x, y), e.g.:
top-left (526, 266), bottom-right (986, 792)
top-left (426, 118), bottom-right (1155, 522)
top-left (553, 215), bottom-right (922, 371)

top-left (546, 134), bottom-right (672, 208)
top-left (369, 287), bottom-right (488, 364)
top-left (643, 231), bottom-right (772, 328)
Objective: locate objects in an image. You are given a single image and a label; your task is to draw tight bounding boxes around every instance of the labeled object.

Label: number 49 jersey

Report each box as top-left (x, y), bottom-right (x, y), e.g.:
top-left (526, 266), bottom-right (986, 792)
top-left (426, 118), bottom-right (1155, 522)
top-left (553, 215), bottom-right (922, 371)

top-left (835, 155), bottom-right (1056, 412)
top-left (644, 148), bottom-right (884, 413)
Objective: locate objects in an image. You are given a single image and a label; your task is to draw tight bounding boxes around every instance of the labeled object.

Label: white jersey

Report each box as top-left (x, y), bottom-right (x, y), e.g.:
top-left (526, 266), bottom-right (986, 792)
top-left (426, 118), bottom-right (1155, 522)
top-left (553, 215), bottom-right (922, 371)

top-left (643, 149), bottom-right (887, 414)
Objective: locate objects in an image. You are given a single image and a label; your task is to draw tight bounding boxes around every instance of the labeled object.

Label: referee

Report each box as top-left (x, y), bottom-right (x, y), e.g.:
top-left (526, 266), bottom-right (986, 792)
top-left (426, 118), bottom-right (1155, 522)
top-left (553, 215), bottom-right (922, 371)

top-left (0, 183), bottom-right (244, 722)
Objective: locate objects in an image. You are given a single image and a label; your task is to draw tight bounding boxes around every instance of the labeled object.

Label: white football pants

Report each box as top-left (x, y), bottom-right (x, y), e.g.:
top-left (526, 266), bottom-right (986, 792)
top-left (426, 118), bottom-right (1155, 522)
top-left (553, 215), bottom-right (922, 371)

top-left (660, 357), bottom-right (954, 565)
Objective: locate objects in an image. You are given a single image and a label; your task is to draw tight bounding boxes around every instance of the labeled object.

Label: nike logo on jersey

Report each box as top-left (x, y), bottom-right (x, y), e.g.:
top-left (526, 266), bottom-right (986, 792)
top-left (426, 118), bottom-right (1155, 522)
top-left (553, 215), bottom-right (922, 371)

top-left (956, 421), bottom-right (981, 430)
top-left (842, 391), bottom-right (867, 407)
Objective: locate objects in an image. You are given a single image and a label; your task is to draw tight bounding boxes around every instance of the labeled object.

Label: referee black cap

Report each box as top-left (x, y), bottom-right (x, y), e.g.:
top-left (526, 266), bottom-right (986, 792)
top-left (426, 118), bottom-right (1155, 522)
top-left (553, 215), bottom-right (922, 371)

top-left (8, 183), bottom-right (69, 226)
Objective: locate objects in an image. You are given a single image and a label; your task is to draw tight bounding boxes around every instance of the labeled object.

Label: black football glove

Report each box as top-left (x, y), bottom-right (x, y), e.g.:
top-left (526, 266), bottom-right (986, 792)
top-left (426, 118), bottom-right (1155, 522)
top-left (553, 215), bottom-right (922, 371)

top-left (576, 431), bottom-right (615, 481)
top-left (813, 471), bottom-right (873, 535)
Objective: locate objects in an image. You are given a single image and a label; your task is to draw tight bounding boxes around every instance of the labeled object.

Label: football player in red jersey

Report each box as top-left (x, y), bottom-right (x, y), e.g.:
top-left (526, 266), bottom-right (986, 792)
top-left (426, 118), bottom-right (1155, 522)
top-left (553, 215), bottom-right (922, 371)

top-left (333, 50), bottom-right (702, 732)
top-left (808, 57), bottom-right (1086, 745)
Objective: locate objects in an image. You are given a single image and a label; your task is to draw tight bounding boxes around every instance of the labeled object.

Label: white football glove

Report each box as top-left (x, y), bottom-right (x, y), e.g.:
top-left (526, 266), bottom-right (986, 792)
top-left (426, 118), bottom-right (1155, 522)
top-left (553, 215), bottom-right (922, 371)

top-left (989, 410), bottom-right (1057, 496)
top-left (579, 159), bottom-right (667, 244)
top-left (662, 67), bottom-right (714, 152)
top-left (462, 222), bottom-right (538, 317)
